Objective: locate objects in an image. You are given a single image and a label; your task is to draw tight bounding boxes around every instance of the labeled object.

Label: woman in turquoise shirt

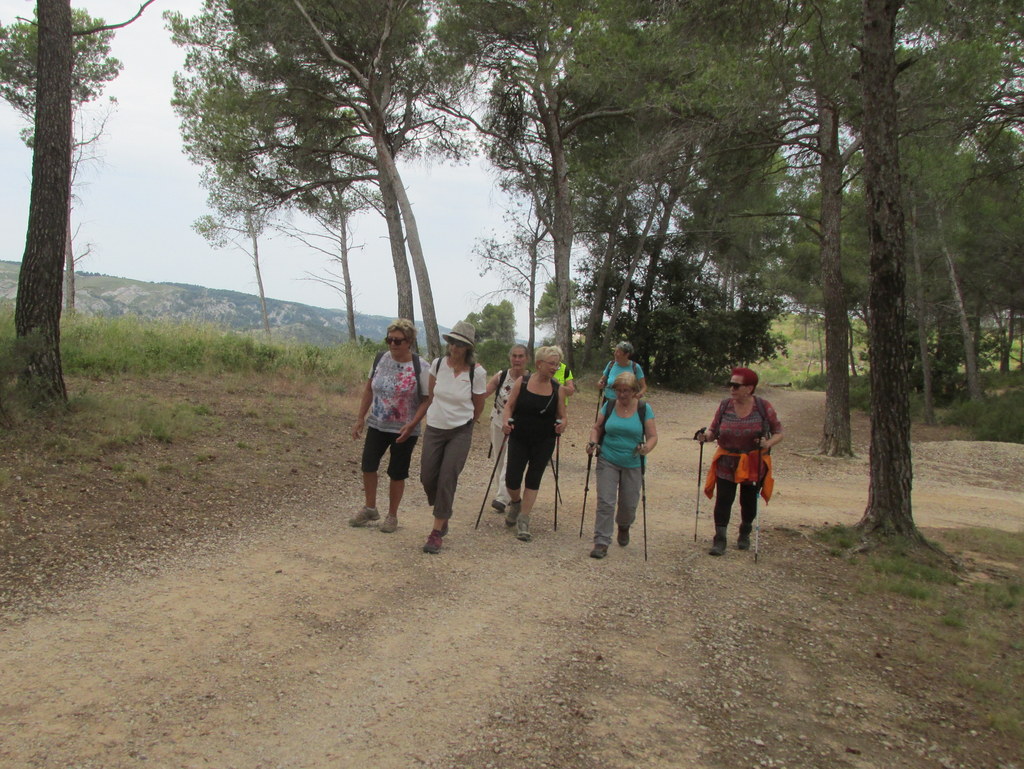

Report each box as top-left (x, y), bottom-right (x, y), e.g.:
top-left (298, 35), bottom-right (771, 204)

top-left (597, 341), bottom-right (647, 403)
top-left (585, 372), bottom-right (658, 559)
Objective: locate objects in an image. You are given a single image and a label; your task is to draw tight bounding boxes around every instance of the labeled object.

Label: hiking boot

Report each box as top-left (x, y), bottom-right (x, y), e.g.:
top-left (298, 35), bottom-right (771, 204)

top-left (708, 526), bottom-right (727, 556)
top-left (422, 529), bottom-right (443, 554)
top-left (617, 526), bottom-right (630, 547)
top-left (737, 523), bottom-right (752, 550)
top-left (349, 506), bottom-right (380, 527)
top-left (491, 499), bottom-right (507, 514)
top-left (590, 544), bottom-right (608, 559)
top-left (516, 514), bottom-right (532, 542)
top-left (379, 515), bottom-right (398, 533)
top-left (504, 500), bottom-right (521, 527)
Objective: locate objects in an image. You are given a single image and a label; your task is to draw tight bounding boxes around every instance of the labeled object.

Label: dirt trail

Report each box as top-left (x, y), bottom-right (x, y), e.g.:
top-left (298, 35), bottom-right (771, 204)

top-left (1, 387), bottom-right (1022, 769)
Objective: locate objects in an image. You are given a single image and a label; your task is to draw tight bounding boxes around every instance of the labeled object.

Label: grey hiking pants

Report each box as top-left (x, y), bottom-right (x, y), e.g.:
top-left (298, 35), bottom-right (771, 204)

top-left (592, 455), bottom-right (642, 547)
top-left (420, 421), bottom-right (474, 520)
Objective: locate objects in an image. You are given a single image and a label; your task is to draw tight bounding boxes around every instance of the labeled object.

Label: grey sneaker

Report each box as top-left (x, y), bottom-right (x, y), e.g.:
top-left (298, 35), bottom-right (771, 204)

top-left (516, 514), bottom-right (532, 542)
top-left (349, 506), bottom-right (380, 527)
top-left (379, 515), bottom-right (398, 533)
top-left (491, 499), bottom-right (507, 513)
top-left (504, 500), bottom-right (521, 527)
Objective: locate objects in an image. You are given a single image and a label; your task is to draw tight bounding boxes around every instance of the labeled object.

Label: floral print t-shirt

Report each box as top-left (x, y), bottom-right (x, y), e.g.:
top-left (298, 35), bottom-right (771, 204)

top-left (366, 355), bottom-right (431, 436)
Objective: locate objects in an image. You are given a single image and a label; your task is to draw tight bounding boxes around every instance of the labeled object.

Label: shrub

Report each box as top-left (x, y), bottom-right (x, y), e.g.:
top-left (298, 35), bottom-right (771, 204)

top-left (943, 390), bottom-right (1024, 444)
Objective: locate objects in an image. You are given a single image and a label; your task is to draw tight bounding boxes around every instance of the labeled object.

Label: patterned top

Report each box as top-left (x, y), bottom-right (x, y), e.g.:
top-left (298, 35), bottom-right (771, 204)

top-left (366, 356), bottom-right (430, 436)
top-left (490, 368), bottom-right (526, 426)
top-left (709, 397), bottom-right (783, 480)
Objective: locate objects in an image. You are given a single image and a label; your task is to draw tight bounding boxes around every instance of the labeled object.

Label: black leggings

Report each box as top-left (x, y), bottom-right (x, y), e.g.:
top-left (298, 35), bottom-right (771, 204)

top-left (713, 478), bottom-right (759, 528)
top-left (505, 434), bottom-right (556, 492)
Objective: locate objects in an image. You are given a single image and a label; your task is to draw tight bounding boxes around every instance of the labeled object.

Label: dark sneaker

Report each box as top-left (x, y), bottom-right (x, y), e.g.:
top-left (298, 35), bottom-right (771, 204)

top-left (617, 526), bottom-right (630, 547)
top-left (590, 544), bottom-right (608, 559)
top-left (737, 528), bottom-right (752, 550)
top-left (349, 506), bottom-right (380, 527)
top-left (422, 530), bottom-right (443, 554)
top-left (516, 514), bottom-right (531, 542)
top-left (490, 499), bottom-right (507, 513)
top-left (504, 500), bottom-right (521, 527)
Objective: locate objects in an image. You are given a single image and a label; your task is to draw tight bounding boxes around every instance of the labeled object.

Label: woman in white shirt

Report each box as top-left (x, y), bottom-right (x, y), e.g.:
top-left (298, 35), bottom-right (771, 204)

top-left (420, 320), bottom-right (487, 554)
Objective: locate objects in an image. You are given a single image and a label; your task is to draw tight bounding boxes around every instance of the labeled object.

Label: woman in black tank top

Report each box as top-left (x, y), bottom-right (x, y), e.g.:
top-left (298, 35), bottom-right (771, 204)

top-left (500, 346), bottom-right (569, 542)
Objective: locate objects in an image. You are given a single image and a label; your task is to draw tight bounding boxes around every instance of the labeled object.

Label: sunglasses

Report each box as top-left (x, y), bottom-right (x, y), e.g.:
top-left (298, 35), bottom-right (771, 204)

top-left (386, 337), bottom-right (407, 345)
top-left (728, 382), bottom-right (745, 389)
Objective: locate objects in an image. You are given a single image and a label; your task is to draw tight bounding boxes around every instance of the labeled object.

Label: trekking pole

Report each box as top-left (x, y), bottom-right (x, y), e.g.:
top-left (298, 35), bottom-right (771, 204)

top-left (639, 445), bottom-right (648, 562)
top-left (552, 428), bottom-right (561, 530)
top-left (754, 431), bottom-right (769, 563)
top-left (693, 428), bottom-right (706, 542)
top-left (579, 448), bottom-right (595, 538)
top-left (475, 431), bottom-right (509, 529)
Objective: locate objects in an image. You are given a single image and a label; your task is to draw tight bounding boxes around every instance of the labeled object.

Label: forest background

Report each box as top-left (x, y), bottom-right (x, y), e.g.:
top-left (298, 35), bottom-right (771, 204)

top-left (2, 2), bottom-right (1023, 526)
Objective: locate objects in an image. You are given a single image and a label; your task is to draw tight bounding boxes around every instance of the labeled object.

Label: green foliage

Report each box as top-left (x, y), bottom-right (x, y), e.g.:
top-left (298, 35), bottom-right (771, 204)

top-left (465, 301), bottom-right (516, 345)
top-left (0, 9), bottom-right (122, 124)
top-left (942, 389), bottom-right (1024, 444)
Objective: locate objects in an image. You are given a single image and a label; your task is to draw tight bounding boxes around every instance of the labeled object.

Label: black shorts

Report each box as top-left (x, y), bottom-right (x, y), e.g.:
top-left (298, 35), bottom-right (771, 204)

top-left (361, 426), bottom-right (418, 480)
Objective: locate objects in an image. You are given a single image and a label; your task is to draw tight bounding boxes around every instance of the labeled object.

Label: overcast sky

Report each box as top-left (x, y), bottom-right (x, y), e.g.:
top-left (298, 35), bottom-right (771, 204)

top-left (0, 0), bottom-right (530, 334)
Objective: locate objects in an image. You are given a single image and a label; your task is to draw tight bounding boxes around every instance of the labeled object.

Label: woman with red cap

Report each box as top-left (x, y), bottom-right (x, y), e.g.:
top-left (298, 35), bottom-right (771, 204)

top-left (697, 367), bottom-right (783, 556)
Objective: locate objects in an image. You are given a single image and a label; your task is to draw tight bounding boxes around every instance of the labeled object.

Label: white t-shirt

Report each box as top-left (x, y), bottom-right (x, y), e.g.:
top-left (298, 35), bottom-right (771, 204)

top-left (426, 357), bottom-right (487, 430)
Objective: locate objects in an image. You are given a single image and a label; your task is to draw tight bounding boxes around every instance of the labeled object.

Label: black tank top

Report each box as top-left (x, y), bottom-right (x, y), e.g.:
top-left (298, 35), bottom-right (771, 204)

top-left (511, 374), bottom-right (559, 436)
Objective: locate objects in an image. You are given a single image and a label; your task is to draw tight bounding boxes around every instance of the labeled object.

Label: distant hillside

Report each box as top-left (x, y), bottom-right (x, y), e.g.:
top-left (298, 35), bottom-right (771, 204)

top-left (0, 261), bottom-right (441, 346)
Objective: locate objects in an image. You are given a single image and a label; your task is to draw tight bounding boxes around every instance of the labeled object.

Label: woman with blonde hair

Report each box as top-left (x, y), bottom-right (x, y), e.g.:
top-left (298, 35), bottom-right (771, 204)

top-left (499, 346), bottom-right (569, 542)
top-left (586, 371), bottom-right (657, 559)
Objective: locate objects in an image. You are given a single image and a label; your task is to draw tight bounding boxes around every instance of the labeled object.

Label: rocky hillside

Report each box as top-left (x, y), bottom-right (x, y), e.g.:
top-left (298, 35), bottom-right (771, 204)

top-left (0, 260), bottom-right (418, 346)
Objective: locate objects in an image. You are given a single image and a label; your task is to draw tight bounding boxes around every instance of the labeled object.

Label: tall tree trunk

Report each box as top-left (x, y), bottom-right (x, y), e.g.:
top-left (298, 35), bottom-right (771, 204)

top-left (63, 200), bottom-right (75, 313)
top-left (909, 199), bottom-right (935, 424)
top-left (818, 96), bottom-right (853, 456)
top-left (938, 238), bottom-right (983, 401)
top-left (15, 0), bottom-right (73, 404)
top-left (857, 0), bottom-right (918, 540)
top-left (335, 207), bottom-right (357, 344)
top-left (581, 190), bottom-right (627, 368)
top-left (603, 192), bottom-right (660, 352)
top-left (248, 215), bottom-right (271, 339)
top-left (373, 135), bottom-right (441, 360)
top-left (378, 173), bottom-right (415, 331)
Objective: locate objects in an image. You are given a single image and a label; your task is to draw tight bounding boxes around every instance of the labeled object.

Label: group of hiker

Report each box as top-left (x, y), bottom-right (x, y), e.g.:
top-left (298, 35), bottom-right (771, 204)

top-left (349, 319), bottom-right (783, 558)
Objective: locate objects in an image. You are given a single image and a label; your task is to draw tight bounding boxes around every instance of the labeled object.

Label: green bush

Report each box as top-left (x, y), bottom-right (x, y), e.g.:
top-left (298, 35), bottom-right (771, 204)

top-left (943, 390), bottom-right (1024, 444)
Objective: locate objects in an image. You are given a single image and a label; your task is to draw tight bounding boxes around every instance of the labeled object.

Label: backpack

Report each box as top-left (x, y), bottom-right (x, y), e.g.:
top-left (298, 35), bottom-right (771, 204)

top-left (433, 356), bottom-right (476, 388)
top-left (371, 351), bottom-right (425, 404)
top-left (603, 360), bottom-right (639, 381)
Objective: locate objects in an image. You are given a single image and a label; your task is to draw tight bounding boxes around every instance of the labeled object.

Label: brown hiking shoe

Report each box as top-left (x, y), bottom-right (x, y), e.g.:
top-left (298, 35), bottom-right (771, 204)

top-left (379, 515), bottom-right (398, 533)
top-left (349, 506), bottom-right (380, 527)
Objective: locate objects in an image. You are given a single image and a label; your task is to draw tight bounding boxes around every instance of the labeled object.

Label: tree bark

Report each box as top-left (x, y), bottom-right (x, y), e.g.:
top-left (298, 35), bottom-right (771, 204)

top-left (15, 0), bottom-right (73, 404)
top-left (63, 199), bottom-right (75, 313)
top-left (580, 190), bottom-right (627, 368)
top-left (939, 241), bottom-right (983, 401)
top-left (248, 215), bottom-right (271, 339)
top-left (856, 0), bottom-right (918, 540)
top-left (335, 206), bottom-right (357, 344)
top-left (378, 172), bottom-right (415, 331)
top-left (818, 95), bottom-right (854, 456)
top-left (374, 137), bottom-right (441, 360)
top-left (909, 199), bottom-right (935, 424)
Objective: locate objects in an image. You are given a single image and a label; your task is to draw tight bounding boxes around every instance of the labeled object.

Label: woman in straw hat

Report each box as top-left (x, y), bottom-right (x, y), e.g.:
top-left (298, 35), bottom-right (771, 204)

top-left (420, 320), bottom-right (488, 554)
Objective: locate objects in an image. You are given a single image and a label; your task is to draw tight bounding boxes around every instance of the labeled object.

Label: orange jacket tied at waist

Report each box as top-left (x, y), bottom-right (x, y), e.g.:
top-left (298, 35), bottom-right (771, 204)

top-left (703, 446), bottom-right (774, 502)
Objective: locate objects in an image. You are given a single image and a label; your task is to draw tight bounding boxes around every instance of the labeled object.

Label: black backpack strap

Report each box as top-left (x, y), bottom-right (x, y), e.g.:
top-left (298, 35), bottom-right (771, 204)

top-left (370, 350), bottom-right (386, 380)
